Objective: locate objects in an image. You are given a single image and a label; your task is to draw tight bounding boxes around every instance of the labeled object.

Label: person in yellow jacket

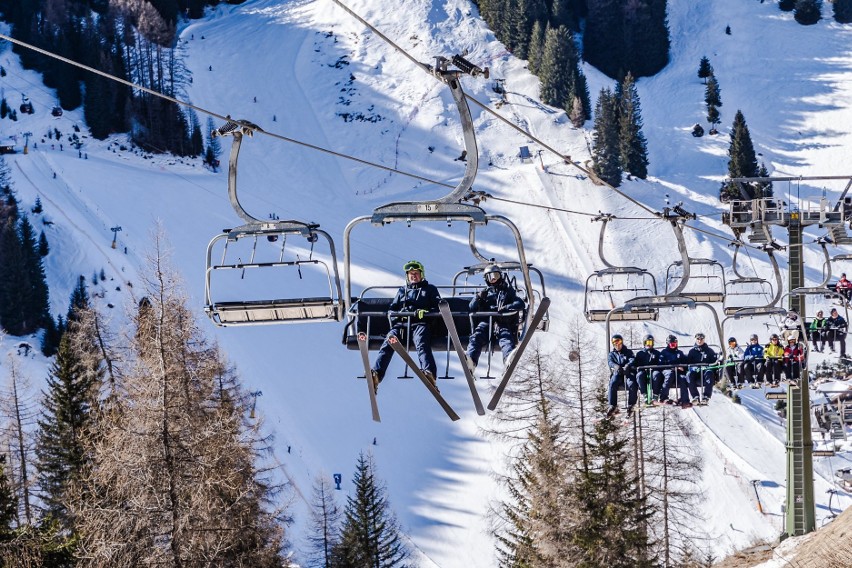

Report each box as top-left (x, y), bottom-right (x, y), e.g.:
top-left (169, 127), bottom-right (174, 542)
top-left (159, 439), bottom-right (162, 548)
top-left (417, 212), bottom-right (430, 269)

top-left (764, 333), bottom-right (785, 386)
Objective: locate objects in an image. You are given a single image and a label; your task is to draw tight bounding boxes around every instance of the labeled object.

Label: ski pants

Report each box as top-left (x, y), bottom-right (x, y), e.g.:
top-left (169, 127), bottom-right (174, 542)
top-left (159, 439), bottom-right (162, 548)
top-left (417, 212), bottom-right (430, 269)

top-left (466, 322), bottom-right (516, 367)
top-left (724, 363), bottom-right (743, 386)
top-left (783, 360), bottom-right (804, 382)
top-left (764, 358), bottom-right (783, 385)
top-left (608, 370), bottom-right (638, 408)
top-left (810, 330), bottom-right (825, 350)
top-left (636, 369), bottom-right (663, 401)
top-left (660, 369), bottom-right (683, 402)
top-left (742, 360), bottom-right (764, 384)
top-left (372, 322), bottom-right (437, 380)
top-left (826, 330), bottom-right (847, 357)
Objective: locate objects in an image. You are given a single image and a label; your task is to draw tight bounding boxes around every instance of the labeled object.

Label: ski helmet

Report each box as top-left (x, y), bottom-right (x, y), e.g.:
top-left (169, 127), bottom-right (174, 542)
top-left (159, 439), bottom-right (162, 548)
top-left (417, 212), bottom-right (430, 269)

top-left (728, 337), bottom-right (737, 344)
top-left (770, 333), bottom-right (780, 340)
top-left (483, 264), bottom-right (502, 284)
top-left (611, 334), bottom-right (624, 344)
top-left (695, 332), bottom-right (705, 340)
top-left (750, 334), bottom-right (759, 341)
top-left (403, 260), bottom-right (425, 278)
top-left (666, 334), bottom-right (678, 344)
top-left (644, 334), bottom-right (654, 347)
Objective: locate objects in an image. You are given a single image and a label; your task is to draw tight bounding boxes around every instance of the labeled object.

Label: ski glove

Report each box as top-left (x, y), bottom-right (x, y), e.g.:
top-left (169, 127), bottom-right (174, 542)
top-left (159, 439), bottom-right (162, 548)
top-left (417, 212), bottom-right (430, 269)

top-left (479, 289), bottom-right (488, 301)
top-left (416, 309), bottom-right (428, 320)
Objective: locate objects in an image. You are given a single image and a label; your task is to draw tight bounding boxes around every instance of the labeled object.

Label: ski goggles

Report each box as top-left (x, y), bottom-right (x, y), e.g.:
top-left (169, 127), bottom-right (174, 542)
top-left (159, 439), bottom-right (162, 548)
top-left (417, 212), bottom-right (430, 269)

top-left (403, 260), bottom-right (424, 274)
top-left (644, 340), bottom-right (654, 347)
top-left (611, 338), bottom-right (623, 345)
top-left (668, 341), bottom-right (678, 347)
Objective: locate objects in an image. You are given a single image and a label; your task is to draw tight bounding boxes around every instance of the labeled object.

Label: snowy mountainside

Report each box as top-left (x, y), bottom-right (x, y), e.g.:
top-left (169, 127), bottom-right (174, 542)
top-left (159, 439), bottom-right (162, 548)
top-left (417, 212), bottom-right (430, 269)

top-left (1, 0), bottom-right (851, 565)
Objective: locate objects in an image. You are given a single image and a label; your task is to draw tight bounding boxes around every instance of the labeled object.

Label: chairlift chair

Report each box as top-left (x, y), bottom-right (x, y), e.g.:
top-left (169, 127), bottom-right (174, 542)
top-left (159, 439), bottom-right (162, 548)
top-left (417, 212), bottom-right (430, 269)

top-left (341, 55), bottom-right (550, 420)
top-left (584, 215), bottom-right (659, 323)
top-left (665, 258), bottom-right (725, 303)
top-left (204, 120), bottom-right (343, 327)
top-left (603, 207), bottom-right (723, 350)
top-left (724, 241), bottom-right (783, 316)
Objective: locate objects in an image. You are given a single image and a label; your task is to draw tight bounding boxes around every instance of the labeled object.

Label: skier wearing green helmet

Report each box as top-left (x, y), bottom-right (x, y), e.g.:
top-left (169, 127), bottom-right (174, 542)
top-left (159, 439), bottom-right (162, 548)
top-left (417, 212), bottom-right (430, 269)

top-left (370, 260), bottom-right (442, 394)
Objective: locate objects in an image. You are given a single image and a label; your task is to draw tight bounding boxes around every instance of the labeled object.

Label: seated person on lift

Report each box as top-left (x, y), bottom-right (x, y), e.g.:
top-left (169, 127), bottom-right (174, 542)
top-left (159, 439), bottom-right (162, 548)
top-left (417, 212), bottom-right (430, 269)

top-left (466, 264), bottom-right (526, 369)
top-left (371, 260), bottom-right (441, 394)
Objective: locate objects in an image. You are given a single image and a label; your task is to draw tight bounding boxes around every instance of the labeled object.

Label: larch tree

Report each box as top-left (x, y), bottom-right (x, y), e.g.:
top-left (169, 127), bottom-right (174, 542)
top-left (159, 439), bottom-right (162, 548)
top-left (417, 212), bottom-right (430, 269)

top-left (617, 72), bottom-right (649, 180)
top-left (591, 88), bottom-right (623, 187)
top-left (68, 236), bottom-right (288, 567)
top-left (333, 452), bottom-right (410, 568)
top-left (492, 348), bottom-right (577, 567)
top-left (304, 474), bottom-right (343, 568)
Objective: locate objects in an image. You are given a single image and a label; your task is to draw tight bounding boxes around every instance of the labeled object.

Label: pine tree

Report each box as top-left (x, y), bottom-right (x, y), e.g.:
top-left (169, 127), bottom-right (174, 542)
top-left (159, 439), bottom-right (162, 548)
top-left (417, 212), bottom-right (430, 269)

top-left (35, 329), bottom-right (100, 528)
top-left (794, 0), bottom-right (822, 24)
top-left (68, 241), bottom-right (287, 565)
top-left (31, 197), bottom-right (42, 214)
top-left (591, 88), bottom-right (623, 187)
top-left (37, 231), bottom-right (48, 257)
top-left (305, 475), bottom-right (343, 568)
top-left (697, 56), bottom-right (713, 84)
top-left (206, 116), bottom-right (222, 165)
top-left (539, 25), bottom-right (584, 120)
top-left (551, 0), bottom-right (577, 30)
top-left (0, 460), bottom-right (16, 539)
top-left (527, 20), bottom-right (545, 75)
top-left (707, 103), bottom-right (721, 134)
top-left (66, 275), bottom-right (89, 324)
top-left (333, 452), bottom-right (410, 567)
top-left (618, 73), bottom-right (649, 180)
top-left (623, 0), bottom-right (670, 78)
top-left (834, 0), bottom-right (852, 23)
top-left (494, 351), bottom-right (576, 567)
top-left (568, 391), bottom-right (655, 567)
top-left (756, 162), bottom-right (774, 198)
top-left (722, 110), bottom-right (760, 200)
top-left (583, 0), bottom-right (624, 79)
top-left (40, 314), bottom-right (61, 357)
top-left (704, 75), bottom-right (722, 108)
top-left (0, 219), bottom-right (29, 335)
top-left (19, 215), bottom-right (50, 331)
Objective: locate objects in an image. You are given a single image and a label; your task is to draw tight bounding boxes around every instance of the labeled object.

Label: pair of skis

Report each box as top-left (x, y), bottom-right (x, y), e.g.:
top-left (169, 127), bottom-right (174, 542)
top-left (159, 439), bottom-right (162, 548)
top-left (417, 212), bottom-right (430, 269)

top-left (356, 297), bottom-right (550, 422)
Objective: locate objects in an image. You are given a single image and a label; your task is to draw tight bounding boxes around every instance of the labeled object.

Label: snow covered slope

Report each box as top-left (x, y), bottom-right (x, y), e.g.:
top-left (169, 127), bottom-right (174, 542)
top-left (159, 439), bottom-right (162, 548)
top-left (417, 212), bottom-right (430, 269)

top-left (1, 0), bottom-right (852, 565)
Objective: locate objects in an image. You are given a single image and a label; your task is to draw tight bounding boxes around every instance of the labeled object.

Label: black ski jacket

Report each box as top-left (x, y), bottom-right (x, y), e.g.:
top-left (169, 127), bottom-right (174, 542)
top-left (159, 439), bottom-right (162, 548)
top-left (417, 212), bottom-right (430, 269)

top-left (389, 279), bottom-right (441, 324)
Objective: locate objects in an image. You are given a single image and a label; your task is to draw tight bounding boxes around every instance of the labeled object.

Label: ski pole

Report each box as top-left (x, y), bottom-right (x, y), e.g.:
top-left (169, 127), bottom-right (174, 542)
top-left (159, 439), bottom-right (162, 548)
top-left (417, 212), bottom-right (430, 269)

top-left (751, 480), bottom-right (763, 514)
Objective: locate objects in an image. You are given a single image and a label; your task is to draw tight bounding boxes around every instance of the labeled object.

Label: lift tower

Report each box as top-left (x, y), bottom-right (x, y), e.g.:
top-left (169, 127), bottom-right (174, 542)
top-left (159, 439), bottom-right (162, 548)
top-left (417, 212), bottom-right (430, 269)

top-left (723, 174), bottom-right (852, 538)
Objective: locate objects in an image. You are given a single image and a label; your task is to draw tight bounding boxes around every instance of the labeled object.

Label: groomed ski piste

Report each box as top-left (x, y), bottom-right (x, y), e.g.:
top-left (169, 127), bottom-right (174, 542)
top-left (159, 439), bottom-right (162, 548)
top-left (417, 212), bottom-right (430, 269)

top-left (1, 0), bottom-right (852, 565)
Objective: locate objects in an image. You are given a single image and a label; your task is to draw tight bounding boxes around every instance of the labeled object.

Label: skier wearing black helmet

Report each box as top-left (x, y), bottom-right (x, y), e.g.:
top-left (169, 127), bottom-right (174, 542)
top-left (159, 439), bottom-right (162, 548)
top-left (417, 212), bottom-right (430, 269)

top-left (686, 333), bottom-right (718, 405)
top-left (657, 335), bottom-right (687, 406)
top-left (634, 334), bottom-right (663, 404)
top-left (466, 265), bottom-right (526, 369)
top-left (370, 260), bottom-right (441, 394)
top-left (607, 334), bottom-right (637, 417)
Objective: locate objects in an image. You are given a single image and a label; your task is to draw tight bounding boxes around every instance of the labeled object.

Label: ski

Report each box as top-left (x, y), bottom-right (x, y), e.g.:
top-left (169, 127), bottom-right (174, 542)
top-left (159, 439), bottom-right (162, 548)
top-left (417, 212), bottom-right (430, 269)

top-left (387, 336), bottom-right (460, 421)
top-left (357, 332), bottom-right (381, 422)
top-left (438, 300), bottom-right (485, 415)
top-left (487, 297), bottom-right (551, 411)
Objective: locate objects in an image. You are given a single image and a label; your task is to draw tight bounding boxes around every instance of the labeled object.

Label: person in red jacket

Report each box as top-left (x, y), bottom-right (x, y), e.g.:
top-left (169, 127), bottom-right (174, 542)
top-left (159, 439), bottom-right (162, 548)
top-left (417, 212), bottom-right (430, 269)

top-left (783, 336), bottom-right (807, 385)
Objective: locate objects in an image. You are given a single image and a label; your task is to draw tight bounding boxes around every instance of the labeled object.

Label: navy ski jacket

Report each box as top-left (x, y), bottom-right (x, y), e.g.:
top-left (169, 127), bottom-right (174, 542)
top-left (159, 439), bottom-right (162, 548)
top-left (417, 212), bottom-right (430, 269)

top-left (608, 347), bottom-right (635, 375)
top-left (634, 347), bottom-right (661, 370)
top-left (658, 346), bottom-right (687, 370)
top-left (687, 343), bottom-right (718, 371)
top-left (469, 280), bottom-right (525, 315)
top-left (389, 280), bottom-right (441, 323)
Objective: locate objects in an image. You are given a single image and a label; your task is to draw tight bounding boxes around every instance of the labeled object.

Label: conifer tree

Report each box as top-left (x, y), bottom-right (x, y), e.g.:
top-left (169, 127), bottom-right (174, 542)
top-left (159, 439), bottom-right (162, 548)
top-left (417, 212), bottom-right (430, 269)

top-left (697, 56), bottom-right (713, 84)
top-left (66, 275), bottom-right (89, 324)
top-left (568, 391), bottom-right (655, 567)
top-left (583, 0), bottom-right (623, 79)
top-left (618, 73), bottom-right (649, 180)
top-left (69, 241), bottom-right (287, 565)
top-left (305, 475), bottom-right (342, 568)
top-left (722, 110), bottom-right (760, 200)
top-left (0, 220), bottom-right (29, 335)
top-left (834, 0), bottom-right (852, 23)
top-left (40, 315), bottom-right (61, 357)
top-left (333, 452), bottom-right (409, 567)
top-left (591, 88), bottom-right (623, 187)
top-left (19, 215), bottom-right (50, 332)
top-left (494, 351), bottom-right (576, 567)
top-left (756, 162), bottom-right (774, 198)
top-left (539, 25), bottom-right (587, 122)
top-left (704, 75), bottom-right (722, 109)
top-left (37, 231), bottom-right (48, 257)
top-left (707, 103), bottom-right (721, 134)
top-left (794, 0), bottom-right (822, 24)
top-left (551, 0), bottom-right (578, 30)
top-left (35, 329), bottom-right (99, 528)
top-left (527, 20), bottom-right (545, 75)
top-left (0, 460), bottom-right (16, 538)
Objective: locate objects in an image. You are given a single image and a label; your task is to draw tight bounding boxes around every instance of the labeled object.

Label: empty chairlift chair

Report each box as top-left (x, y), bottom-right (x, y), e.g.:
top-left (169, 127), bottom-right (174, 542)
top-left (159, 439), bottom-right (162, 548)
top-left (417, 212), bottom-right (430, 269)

top-left (204, 120), bottom-right (343, 327)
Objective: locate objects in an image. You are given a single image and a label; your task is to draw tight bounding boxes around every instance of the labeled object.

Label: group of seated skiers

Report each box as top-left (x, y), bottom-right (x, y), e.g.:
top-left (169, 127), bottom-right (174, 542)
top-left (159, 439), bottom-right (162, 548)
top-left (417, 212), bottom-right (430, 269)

top-left (605, 309), bottom-right (848, 418)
